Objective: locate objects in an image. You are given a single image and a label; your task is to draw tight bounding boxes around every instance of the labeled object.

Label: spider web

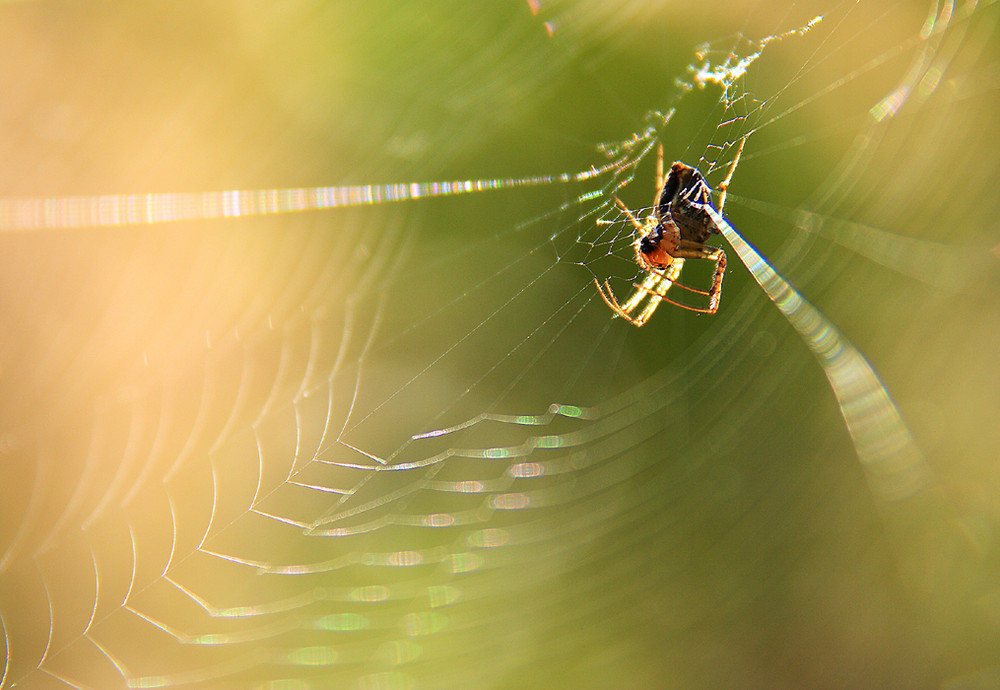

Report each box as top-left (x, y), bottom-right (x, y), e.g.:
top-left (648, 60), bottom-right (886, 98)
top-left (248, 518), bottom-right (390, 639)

top-left (2, 1), bottom-right (1000, 688)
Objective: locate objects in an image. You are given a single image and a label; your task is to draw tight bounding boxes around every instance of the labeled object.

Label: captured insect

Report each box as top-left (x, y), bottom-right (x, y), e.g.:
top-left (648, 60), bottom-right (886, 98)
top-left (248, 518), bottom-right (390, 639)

top-left (594, 140), bottom-right (744, 326)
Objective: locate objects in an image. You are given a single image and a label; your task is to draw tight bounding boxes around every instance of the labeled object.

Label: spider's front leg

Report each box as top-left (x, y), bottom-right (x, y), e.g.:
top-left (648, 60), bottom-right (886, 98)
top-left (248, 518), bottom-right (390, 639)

top-left (593, 259), bottom-right (685, 327)
top-left (671, 242), bottom-right (727, 313)
top-left (594, 277), bottom-right (650, 327)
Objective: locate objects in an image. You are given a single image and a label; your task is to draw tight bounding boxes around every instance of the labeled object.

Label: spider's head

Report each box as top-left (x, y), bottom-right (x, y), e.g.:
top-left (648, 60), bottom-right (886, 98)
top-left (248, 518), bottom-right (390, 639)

top-left (637, 222), bottom-right (679, 270)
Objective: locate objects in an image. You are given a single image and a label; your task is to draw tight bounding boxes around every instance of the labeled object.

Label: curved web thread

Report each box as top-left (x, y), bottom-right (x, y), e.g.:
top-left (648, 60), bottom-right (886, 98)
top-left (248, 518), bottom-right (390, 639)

top-left (2, 2), bottom-right (999, 688)
top-left (0, 57), bottom-right (734, 690)
top-left (0, 19), bottom-right (839, 690)
top-left (315, 5), bottom-right (952, 682)
top-left (400, 0), bottom-right (991, 661)
top-left (0, 105), bottom-right (665, 689)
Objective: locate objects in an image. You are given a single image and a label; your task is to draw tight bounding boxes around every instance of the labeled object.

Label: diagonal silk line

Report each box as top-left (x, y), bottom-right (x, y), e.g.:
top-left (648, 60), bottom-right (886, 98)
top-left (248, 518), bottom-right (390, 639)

top-left (0, 167), bottom-right (611, 233)
top-left (707, 205), bottom-right (930, 502)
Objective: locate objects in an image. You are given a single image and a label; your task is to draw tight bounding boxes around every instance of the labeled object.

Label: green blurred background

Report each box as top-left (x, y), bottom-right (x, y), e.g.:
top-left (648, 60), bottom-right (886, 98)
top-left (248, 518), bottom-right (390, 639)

top-left (1, 1), bottom-right (999, 688)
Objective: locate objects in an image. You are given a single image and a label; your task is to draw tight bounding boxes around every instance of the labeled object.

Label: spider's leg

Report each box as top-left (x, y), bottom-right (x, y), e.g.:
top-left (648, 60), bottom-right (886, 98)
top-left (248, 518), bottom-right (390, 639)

top-left (594, 278), bottom-right (645, 326)
top-left (620, 271), bottom-right (665, 314)
top-left (715, 136), bottom-right (746, 213)
top-left (645, 292), bottom-right (719, 314)
top-left (664, 258), bottom-right (684, 284)
top-left (668, 245), bottom-right (727, 312)
top-left (630, 262), bottom-right (710, 316)
top-left (706, 249), bottom-right (726, 312)
top-left (634, 272), bottom-right (672, 325)
top-left (593, 278), bottom-right (621, 312)
top-left (614, 197), bottom-right (646, 232)
top-left (640, 263), bottom-right (724, 313)
top-left (655, 144), bottom-right (664, 193)
top-left (594, 278), bottom-right (628, 318)
top-left (637, 243), bottom-right (715, 296)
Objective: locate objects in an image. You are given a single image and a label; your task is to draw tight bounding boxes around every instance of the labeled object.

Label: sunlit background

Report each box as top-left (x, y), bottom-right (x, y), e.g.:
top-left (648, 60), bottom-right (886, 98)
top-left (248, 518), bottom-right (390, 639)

top-left (2, 0), bottom-right (1000, 688)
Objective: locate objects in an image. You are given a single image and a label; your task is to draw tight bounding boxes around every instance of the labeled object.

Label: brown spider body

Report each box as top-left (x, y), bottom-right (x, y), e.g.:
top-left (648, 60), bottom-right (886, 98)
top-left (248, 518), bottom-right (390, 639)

top-left (636, 220), bottom-right (679, 270)
top-left (595, 146), bottom-right (740, 326)
top-left (638, 162), bottom-right (717, 270)
top-left (654, 162), bottom-right (718, 245)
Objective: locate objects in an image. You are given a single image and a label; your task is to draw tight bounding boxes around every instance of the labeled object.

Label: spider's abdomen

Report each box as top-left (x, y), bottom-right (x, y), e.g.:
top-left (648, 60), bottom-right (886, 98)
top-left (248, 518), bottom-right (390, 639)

top-left (638, 233), bottom-right (658, 256)
top-left (638, 223), bottom-right (677, 269)
top-left (656, 162), bottom-right (718, 244)
top-left (670, 202), bottom-right (716, 244)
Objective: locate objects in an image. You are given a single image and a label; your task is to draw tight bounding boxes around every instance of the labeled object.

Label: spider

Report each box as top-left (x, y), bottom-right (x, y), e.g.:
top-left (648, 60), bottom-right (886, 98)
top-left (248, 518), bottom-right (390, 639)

top-left (594, 140), bottom-right (743, 326)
